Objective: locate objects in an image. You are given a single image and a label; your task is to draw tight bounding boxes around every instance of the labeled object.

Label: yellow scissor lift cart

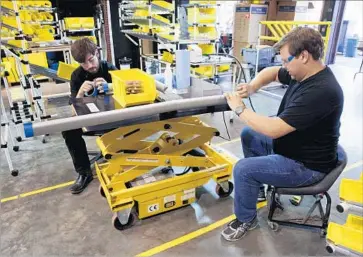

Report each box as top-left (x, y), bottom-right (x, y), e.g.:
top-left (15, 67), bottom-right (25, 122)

top-left (94, 70), bottom-right (235, 230)
top-left (326, 172), bottom-right (363, 256)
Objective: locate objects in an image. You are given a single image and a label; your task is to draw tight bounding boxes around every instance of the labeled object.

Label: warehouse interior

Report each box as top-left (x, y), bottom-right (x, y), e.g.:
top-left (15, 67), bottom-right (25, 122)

top-left (1, 0), bottom-right (362, 256)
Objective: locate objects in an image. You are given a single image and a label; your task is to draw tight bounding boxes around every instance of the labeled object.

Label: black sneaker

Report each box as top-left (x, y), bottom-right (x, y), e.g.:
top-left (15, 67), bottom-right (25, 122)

top-left (221, 216), bottom-right (258, 242)
top-left (258, 187), bottom-right (266, 202)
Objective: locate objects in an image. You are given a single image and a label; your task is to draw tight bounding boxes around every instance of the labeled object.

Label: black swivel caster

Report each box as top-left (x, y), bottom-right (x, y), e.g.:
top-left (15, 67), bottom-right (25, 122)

top-left (216, 181), bottom-right (234, 198)
top-left (16, 137), bottom-right (22, 142)
top-left (13, 146), bottom-right (19, 152)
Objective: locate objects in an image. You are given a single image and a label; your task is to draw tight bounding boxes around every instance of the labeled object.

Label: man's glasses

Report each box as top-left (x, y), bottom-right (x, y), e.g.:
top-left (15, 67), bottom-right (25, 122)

top-left (282, 55), bottom-right (295, 65)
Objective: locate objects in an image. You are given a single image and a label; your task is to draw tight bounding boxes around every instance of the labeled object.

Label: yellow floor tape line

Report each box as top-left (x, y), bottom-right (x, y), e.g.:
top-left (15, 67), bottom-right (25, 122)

top-left (0, 160), bottom-right (362, 204)
top-left (137, 201), bottom-right (267, 257)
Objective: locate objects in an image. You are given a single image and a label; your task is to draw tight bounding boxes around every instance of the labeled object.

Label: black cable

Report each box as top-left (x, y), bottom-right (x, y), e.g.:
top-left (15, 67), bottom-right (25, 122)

top-left (222, 112), bottom-right (231, 140)
top-left (175, 166), bottom-right (191, 176)
top-left (218, 38), bottom-right (256, 113)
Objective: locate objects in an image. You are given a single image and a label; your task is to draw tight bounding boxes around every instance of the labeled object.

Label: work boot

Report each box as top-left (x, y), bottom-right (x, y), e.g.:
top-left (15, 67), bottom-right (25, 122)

top-left (70, 173), bottom-right (93, 194)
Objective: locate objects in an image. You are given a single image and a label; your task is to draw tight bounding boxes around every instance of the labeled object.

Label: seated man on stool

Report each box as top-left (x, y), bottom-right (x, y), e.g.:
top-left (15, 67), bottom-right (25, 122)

top-left (63, 37), bottom-right (117, 194)
top-left (221, 27), bottom-right (344, 241)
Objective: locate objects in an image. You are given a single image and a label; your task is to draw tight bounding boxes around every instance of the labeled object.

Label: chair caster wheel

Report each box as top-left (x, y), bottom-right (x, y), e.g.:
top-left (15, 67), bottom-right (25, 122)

top-left (13, 146), bottom-right (19, 152)
top-left (112, 212), bottom-right (136, 231)
top-left (99, 185), bottom-right (106, 198)
top-left (216, 181), bottom-right (234, 198)
top-left (229, 118), bottom-right (233, 124)
top-left (320, 229), bottom-right (327, 238)
top-left (11, 170), bottom-right (19, 176)
top-left (16, 137), bottom-right (22, 142)
top-left (268, 221), bottom-right (279, 232)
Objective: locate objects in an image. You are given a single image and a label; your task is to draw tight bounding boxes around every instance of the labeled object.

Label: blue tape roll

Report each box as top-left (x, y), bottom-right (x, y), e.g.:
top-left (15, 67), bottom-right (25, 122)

top-left (85, 87), bottom-right (98, 97)
top-left (102, 83), bottom-right (109, 93)
top-left (24, 122), bottom-right (34, 137)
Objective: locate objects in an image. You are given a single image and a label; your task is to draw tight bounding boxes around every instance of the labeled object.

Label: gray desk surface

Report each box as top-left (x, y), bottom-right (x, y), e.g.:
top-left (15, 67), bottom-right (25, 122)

top-left (71, 77), bottom-right (230, 135)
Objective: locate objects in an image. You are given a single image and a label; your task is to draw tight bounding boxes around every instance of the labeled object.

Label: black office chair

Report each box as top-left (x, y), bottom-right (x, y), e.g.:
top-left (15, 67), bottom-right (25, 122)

top-left (267, 145), bottom-right (348, 237)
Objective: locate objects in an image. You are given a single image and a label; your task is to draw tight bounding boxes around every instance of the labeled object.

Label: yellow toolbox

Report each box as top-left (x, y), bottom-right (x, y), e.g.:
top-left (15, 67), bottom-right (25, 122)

top-left (110, 69), bottom-right (157, 108)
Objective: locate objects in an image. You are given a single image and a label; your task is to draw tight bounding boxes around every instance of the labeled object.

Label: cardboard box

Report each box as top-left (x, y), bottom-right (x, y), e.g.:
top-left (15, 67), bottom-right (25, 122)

top-left (233, 3), bottom-right (268, 45)
top-left (276, 1), bottom-right (308, 21)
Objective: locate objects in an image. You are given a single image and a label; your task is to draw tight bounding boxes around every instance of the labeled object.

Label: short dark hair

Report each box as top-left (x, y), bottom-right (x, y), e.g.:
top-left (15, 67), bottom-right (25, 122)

top-left (274, 27), bottom-right (324, 60)
top-left (71, 37), bottom-right (98, 63)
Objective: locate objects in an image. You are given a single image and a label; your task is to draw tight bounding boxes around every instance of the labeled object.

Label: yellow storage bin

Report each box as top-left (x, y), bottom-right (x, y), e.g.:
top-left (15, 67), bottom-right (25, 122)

top-left (198, 44), bottom-right (215, 55)
top-left (339, 173), bottom-right (363, 205)
top-left (161, 51), bottom-right (174, 63)
top-left (57, 62), bottom-right (79, 80)
top-left (64, 17), bottom-right (95, 30)
top-left (193, 66), bottom-right (213, 78)
top-left (1, 53), bottom-right (48, 83)
top-left (190, 0), bottom-right (216, 4)
top-left (110, 69), bottom-right (157, 108)
top-left (327, 214), bottom-right (363, 254)
top-left (188, 7), bottom-right (216, 24)
top-left (134, 10), bottom-right (170, 25)
top-left (218, 64), bottom-right (230, 73)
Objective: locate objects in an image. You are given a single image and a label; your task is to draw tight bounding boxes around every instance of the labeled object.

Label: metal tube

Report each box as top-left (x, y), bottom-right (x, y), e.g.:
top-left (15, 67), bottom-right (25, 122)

top-left (25, 95), bottom-right (228, 137)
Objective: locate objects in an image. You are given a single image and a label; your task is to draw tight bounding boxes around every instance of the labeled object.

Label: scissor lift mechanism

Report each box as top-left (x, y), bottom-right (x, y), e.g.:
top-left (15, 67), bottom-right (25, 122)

top-left (95, 116), bottom-right (235, 230)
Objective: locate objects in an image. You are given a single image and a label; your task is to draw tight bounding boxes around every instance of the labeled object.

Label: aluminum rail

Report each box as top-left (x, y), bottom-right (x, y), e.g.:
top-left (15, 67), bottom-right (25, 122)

top-left (24, 95), bottom-right (228, 137)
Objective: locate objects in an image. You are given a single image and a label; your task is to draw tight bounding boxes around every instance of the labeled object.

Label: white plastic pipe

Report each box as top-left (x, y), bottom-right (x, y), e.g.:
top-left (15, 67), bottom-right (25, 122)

top-left (24, 95), bottom-right (229, 137)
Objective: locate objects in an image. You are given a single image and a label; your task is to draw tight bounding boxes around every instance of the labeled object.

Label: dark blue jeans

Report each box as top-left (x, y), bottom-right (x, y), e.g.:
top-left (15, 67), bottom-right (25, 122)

top-left (234, 127), bottom-right (325, 223)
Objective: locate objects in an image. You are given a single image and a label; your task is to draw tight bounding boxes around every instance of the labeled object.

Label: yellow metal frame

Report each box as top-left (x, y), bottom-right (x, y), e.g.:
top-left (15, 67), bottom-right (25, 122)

top-left (95, 116), bottom-right (235, 221)
top-left (259, 21), bottom-right (332, 61)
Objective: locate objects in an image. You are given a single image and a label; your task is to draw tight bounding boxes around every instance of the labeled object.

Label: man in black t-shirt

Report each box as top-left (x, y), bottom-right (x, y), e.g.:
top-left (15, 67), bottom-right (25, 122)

top-left (221, 27), bottom-right (344, 241)
top-left (62, 38), bottom-right (117, 194)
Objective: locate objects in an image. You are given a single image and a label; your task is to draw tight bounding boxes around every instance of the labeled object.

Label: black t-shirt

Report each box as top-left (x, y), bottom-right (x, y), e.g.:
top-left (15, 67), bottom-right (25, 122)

top-left (273, 67), bottom-right (344, 173)
top-left (70, 60), bottom-right (117, 98)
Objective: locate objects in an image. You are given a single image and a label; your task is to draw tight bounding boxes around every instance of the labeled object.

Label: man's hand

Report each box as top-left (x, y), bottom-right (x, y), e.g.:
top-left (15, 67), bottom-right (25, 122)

top-left (94, 78), bottom-right (107, 93)
top-left (224, 92), bottom-right (246, 112)
top-left (236, 83), bottom-right (252, 98)
top-left (76, 80), bottom-right (94, 98)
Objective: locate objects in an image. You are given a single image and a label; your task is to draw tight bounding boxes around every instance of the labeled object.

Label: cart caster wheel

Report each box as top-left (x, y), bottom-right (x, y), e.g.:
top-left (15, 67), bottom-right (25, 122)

top-left (13, 146), bottom-right (19, 152)
top-left (216, 181), bottom-right (234, 198)
top-left (16, 137), bottom-right (22, 142)
top-left (268, 221), bottom-right (279, 232)
top-left (11, 170), bottom-right (19, 177)
top-left (229, 118), bottom-right (233, 123)
top-left (320, 229), bottom-right (327, 238)
top-left (99, 185), bottom-right (106, 198)
top-left (112, 213), bottom-right (135, 231)
top-left (42, 138), bottom-right (46, 144)
top-left (326, 244), bottom-right (335, 253)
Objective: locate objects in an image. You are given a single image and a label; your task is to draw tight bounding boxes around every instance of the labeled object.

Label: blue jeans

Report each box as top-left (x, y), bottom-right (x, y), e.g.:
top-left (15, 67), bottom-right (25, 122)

top-left (234, 127), bottom-right (326, 223)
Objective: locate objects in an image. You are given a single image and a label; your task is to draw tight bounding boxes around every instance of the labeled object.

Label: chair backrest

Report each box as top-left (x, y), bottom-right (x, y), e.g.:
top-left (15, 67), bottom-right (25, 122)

top-left (276, 145), bottom-right (348, 195)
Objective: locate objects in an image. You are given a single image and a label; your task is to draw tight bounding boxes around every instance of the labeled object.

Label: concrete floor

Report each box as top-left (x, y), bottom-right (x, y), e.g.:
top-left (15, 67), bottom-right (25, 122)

top-left (1, 55), bottom-right (362, 256)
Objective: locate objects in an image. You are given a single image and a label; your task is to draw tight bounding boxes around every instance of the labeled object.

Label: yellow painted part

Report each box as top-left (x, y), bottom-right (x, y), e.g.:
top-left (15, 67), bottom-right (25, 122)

top-left (217, 64), bottom-right (230, 73)
top-left (261, 21), bottom-right (332, 62)
top-left (64, 17), bottom-right (95, 30)
top-left (151, 1), bottom-right (173, 11)
top-left (327, 214), bottom-right (363, 254)
top-left (339, 173), bottom-right (363, 205)
top-left (95, 116), bottom-right (234, 217)
top-left (57, 62), bottom-right (79, 80)
top-left (161, 51), bottom-right (174, 63)
top-left (110, 69), bottom-right (157, 108)
top-left (134, 10), bottom-right (170, 25)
